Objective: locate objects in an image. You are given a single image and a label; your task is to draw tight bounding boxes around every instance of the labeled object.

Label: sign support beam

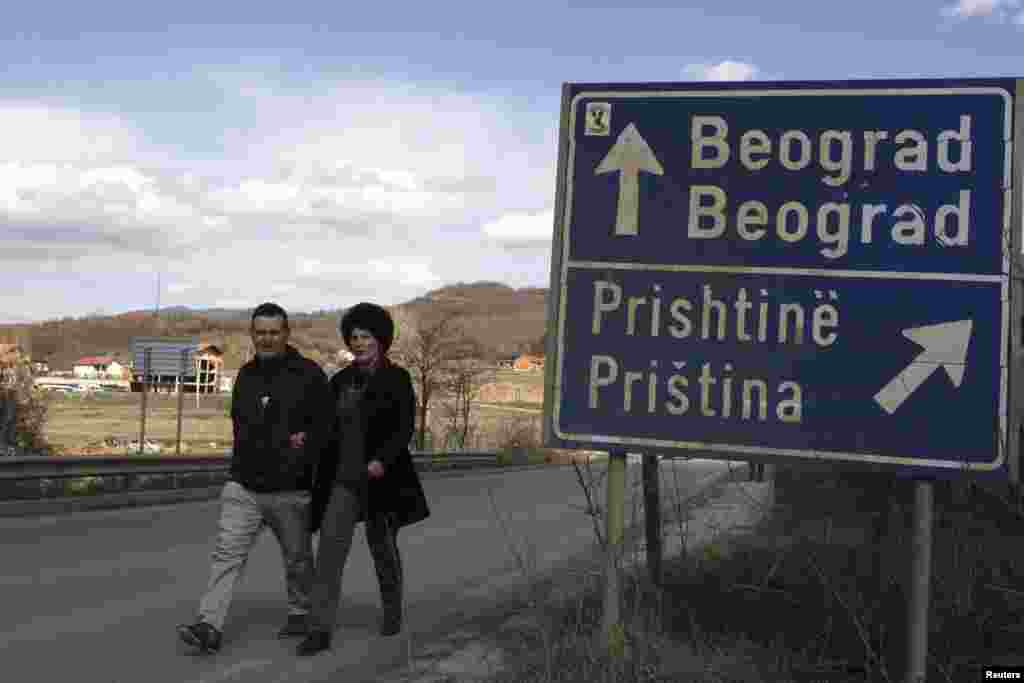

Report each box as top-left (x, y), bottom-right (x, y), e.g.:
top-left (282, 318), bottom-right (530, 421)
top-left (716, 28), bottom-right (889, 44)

top-left (904, 480), bottom-right (934, 683)
top-left (545, 77), bottom-right (1021, 678)
top-left (138, 349), bottom-right (150, 455)
top-left (601, 448), bottom-right (628, 659)
top-left (1008, 78), bottom-right (1024, 502)
top-left (175, 348), bottom-right (186, 456)
top-left (642, 453), bottom-right (663, 587)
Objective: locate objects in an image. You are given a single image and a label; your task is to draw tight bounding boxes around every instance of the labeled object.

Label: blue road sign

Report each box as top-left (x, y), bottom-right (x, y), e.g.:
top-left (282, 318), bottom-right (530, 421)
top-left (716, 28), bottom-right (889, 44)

top-left (544, 79), bottom-right (1020, 477)
top-left (131, 337), bottom-right (198, 376)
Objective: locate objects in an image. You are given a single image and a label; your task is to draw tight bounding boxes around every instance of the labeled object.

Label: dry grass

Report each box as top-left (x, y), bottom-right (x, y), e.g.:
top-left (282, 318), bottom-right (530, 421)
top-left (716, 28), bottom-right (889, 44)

top-left (468, 459), bottom-right (1024, 682)
top-left (489, 369), bottom-right (547, 387)
top-left (463, 459), bottom-right (784, 683)
top-left (43, 392), bottom-right (233, 453)
top-left (42, 370), bottom-right (548, 455)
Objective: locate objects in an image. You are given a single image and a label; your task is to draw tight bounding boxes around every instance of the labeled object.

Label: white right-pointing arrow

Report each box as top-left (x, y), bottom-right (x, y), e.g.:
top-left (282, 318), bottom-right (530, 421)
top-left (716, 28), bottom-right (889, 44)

top-left (873, 319), bottom-right (973, 415)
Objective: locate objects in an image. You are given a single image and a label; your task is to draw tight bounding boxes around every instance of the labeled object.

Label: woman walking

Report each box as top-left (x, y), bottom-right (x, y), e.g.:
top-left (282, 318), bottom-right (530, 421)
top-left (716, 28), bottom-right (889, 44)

top-left (298, 302), bottom-right (430, 655)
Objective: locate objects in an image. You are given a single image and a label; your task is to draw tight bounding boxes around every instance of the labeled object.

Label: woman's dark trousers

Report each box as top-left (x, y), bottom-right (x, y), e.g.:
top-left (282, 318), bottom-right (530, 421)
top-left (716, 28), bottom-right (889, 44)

top-left (309, 484), bottom-right (403, 634)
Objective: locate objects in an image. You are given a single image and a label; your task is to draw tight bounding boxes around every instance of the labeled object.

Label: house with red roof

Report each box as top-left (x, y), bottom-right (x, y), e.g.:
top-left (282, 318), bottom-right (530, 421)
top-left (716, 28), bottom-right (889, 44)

top-left (512, 354), bottom-right (545, 371)
top-left (73, 355), bottom-right (127, 379)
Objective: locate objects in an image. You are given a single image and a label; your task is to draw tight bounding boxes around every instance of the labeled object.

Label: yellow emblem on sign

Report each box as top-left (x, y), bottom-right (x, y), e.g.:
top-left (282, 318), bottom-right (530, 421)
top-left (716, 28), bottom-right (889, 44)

top-left (585, 102), bottom-right (611, 136)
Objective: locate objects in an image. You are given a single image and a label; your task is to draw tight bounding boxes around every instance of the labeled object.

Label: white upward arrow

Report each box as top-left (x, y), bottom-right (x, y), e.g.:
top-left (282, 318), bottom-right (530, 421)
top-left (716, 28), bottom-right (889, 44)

top-left (594, 122), bottom-right (664, 236)
top-left (873, 319), bottom-right (973, 415)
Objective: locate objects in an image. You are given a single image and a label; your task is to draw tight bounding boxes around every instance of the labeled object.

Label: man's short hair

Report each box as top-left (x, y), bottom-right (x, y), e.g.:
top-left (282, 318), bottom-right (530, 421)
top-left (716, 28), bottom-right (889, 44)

top-left (251, 302), bottom-right (289, 329)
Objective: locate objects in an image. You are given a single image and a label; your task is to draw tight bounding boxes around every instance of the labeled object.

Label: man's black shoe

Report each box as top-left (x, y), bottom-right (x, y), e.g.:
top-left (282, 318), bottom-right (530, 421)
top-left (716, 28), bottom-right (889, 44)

top-left (277, 614), bottom-right (309, 638)
top-left (177, 621), bottom-right (222, 654)
top-left (296, 630), bottom-right (332, 656)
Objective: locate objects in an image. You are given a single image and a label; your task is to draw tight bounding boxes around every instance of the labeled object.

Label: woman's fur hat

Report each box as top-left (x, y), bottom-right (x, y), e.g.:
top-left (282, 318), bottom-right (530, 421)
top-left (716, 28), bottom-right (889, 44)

top-left (339, 303), bottom-right (395, 353)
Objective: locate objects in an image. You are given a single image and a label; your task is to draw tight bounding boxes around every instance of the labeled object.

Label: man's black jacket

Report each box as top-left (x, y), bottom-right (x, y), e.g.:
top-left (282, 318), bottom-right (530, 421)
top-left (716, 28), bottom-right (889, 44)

top-left (229, 346), bottom-right (330, 492)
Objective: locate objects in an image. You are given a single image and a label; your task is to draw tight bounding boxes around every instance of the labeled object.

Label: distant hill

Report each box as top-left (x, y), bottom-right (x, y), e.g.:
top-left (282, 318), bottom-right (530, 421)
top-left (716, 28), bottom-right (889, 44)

top-left (123, 305), bottom-right (249, 322)
top-left (125, 306), bottom-right (336, 322)
top-left (0, 282), bottom-right (549, 371)
top-left (402, 282), bottom-right (549, 356)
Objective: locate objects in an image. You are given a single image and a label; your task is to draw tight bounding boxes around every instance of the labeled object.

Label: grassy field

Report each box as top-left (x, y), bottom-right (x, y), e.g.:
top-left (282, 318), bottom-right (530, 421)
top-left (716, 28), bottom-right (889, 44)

top-left (491, 368), bottom-right (546, 387)
top-left (43, 392), bottom-right (234, 453)
top-left (41, 372), bottom-right (548, 455)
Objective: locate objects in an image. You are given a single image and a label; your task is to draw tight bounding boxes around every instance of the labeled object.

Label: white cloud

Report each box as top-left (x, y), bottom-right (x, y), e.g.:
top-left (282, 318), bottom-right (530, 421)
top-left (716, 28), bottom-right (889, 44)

top-left (684, 61), bottom-right (760, 82)
top-left (0, 75), bottom-right (559, 321)
top-left (78, 166), bottom-right (151, 194)
top-left (482, 209), bottom-right (554, 243)
top-left (270, 282), bottom-right (296, 295)
top-left (369, 260), bottom-right (442, 288)
top-left (0, 105), bottom-right (145, 163)
top-left (297, 257), bottom-right (441, 288)
top-left (941, 0), bottom-right (1021, 19)
top-left (0, 159), bottom-right (223, 255)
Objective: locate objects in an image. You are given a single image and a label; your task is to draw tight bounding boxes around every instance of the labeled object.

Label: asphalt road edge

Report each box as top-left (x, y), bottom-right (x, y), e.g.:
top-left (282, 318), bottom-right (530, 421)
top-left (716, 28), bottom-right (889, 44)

top-left (0, 461), bottom-right (563, 518)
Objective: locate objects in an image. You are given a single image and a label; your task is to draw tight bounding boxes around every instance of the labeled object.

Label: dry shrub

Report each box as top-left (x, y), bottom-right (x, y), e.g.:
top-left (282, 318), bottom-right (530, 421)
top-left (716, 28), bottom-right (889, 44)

top-left (415, 407), bottom-right (546, 457)
top-left (496, 415), bottom-right (541, 450)
top-left (0, 363), bottom-right (51, 455)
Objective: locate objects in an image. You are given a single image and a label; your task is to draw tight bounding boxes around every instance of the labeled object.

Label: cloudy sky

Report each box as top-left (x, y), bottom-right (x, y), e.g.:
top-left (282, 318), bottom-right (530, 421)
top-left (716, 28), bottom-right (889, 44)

top-left (1, 0), bottom-right (1022, 323)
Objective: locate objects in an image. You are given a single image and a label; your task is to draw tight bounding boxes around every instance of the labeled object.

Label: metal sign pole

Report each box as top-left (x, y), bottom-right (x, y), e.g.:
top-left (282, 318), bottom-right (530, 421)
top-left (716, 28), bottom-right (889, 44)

top-left (138, 348), bottom-right (151, 454)
top-left (175, 348), bottom-right (186, 456)
top-left (642, 453), bottom-right (662, 587)
top-left (601, 448), bottom-right (628, 658)
top-left (904, 480), bottom-right (934, 683)
top-left (1009, 79), bottom-right (1024, 508)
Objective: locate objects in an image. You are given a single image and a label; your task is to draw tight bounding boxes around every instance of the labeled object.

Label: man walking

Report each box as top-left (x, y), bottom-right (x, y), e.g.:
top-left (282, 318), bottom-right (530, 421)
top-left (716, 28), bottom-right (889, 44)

top-left (177, 302), bottom-right (331, 654)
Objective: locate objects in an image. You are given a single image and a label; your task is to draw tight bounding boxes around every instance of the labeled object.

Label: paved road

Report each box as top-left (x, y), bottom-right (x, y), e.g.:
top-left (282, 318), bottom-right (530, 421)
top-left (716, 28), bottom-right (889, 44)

top-left (0, 459), bottom-right (731, 683)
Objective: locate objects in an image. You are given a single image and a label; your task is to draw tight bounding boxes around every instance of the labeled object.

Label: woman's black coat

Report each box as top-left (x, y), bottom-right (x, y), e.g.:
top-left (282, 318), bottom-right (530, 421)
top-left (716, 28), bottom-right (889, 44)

top-left (309, 358), bottom-right (430, 533)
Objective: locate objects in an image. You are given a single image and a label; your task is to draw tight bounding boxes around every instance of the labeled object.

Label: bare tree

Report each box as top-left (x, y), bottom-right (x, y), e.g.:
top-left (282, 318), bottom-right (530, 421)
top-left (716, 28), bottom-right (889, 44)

top-left (387, 305), bottom-right (421, 368)
top-left (524, 331), bottom-right (547, 356)
top-left (392, 307), bottom-right (476, 451)
top-left (438, 353), bottom-right (492, 450)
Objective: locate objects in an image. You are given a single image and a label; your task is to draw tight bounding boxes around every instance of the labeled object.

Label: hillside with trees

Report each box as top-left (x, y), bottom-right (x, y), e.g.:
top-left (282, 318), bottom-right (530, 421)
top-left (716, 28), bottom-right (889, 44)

top-left (0, 282), bottom-right (549, 371)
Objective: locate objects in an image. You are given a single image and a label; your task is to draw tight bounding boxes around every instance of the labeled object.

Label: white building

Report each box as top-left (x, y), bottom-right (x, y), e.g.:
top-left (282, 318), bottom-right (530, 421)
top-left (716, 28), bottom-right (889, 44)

top-left (73, 356), bottom-right (127, 379)
top-left (219, 372), bottom-right (236, 393)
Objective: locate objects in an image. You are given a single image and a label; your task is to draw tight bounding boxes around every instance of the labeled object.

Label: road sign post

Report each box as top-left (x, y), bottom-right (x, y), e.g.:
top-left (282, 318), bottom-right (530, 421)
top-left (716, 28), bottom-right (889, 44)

top-left (175, 348), bottom-right (187, 456)
top-left (138, 349), bottom-right (151, 454)
top-left (905, 480), bottom-right (934, 683)
top-left (601, 449), bottom-right (628, 659)
top-left (131, 337), bottom-right (198, 456)
top-left (1009, 78), bottom-right (1024, 501)
top-left (543, 77), bottom-right (1022, 676)
top-left (642, 453), bottom-right (663, 586)
top-left (546, 79), bottom-right (1016, 479)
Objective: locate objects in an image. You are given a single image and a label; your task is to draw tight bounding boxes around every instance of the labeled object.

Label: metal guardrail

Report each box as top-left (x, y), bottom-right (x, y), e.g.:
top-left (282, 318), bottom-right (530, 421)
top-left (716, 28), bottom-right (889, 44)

top-left (0, 450), bottom-right (500, 481)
